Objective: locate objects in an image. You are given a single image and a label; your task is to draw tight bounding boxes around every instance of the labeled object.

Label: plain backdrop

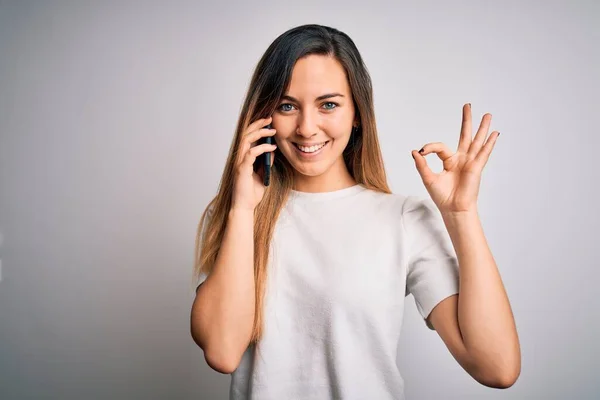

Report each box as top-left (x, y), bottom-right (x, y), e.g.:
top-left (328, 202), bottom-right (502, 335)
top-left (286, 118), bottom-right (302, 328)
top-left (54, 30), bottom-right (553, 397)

top-left (1, 0), bottom-right (598, 399)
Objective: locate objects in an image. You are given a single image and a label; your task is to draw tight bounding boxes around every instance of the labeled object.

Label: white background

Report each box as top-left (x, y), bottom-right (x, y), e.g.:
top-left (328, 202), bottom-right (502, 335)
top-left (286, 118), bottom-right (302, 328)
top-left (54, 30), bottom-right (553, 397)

top-left (1, 0), bottom-right (598, 398)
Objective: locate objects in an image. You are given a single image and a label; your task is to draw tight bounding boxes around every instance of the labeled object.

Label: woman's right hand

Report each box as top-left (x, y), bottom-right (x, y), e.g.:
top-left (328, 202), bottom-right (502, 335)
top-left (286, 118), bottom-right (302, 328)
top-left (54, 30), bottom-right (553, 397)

top-left (231, 116), bottom-right (278, 212)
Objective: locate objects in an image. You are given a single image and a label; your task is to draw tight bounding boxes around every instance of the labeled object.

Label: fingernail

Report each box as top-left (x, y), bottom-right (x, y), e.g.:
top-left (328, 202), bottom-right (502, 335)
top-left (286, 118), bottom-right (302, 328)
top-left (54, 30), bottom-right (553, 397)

top-left (497, 132), bottom-right (501, 136)
top-left (468, 103), bottom-right (471, 107)
top-left (418, 148), bottom-right (424, 153)
top-left (411, 152), bottom-right (415, 160)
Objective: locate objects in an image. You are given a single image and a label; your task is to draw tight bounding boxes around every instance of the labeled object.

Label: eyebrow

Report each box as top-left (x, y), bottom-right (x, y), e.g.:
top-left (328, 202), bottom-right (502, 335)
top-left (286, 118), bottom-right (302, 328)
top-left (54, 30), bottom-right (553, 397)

top-left (280, 93), bottom-right (345, 102)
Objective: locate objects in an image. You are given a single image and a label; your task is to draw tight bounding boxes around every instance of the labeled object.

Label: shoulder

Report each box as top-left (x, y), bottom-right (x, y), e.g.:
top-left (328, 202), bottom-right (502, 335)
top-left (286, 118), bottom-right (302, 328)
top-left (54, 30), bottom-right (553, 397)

top-left (353, 190), bottom-right (436, 236)
top-left (399, 194), bottom-right (438, 217)
top-left (364, 191), bottom-right (443, 237)
top-left (361, 189), bottom-right (434, 219)
top-left (398, 195), bottom-right (449, 244)
top-left (358, 188), bottom-right (406, 212)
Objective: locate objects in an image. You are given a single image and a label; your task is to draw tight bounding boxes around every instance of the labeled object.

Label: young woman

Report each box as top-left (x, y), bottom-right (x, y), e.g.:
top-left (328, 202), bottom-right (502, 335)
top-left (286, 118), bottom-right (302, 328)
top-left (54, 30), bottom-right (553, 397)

top-left (190, 24), bottom-right (520, 399)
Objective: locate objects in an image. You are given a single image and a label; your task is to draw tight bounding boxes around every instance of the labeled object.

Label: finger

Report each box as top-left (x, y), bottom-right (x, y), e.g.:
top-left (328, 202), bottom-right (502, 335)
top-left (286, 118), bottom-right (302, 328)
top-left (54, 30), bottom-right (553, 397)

top-left (457, 103), bottom-right (472, 153)
top-left (419, 142), bottom-right (454, 162)
top-left (240, 143), bottom-right (278, 171)
top-left (245, 127), bottom-right (277, 148)
top-left (412, 150), bottom-right (437, 186)
top-left (237, 127), bottom-right (276, 166)
top-left (469, 113), bottom-right (492, 156)
top-left (236, 127), bottom-right (272, 167)
top-left (243, 116), bottom-right (273, 149)
top-left (245, 115), bottom-right (272, 136)
top-left (473, 131), bottom-right (500, 169)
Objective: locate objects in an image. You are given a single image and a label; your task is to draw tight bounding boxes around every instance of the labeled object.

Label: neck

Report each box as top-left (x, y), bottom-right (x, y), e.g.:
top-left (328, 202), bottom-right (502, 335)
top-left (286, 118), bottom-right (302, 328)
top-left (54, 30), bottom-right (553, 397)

top-left (292, 158), bottom-right (356, 193)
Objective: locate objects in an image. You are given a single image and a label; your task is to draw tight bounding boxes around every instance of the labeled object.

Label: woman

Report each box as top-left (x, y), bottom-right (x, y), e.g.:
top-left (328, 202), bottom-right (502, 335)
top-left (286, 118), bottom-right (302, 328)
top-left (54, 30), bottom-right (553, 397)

top-left (190, 24), bottom-right (520, 399)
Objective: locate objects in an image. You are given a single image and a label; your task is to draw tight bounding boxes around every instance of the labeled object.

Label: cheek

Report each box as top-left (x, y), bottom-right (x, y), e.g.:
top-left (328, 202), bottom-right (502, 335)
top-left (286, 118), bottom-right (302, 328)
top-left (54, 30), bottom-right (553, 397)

top-left (324, 123), bottom-right (351, 143)
top-left (272, 135), bottom-right (295, 156)
top-left (324, 113), bottom-right (353, 139)
top-left (328, 130), bottom-right (350, 141)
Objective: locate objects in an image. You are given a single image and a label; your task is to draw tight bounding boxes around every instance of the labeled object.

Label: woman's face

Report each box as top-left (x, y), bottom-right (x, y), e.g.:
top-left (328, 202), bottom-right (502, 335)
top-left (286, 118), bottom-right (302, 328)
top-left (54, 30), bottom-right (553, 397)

top-left (272, 54), bottom-right (357, 189)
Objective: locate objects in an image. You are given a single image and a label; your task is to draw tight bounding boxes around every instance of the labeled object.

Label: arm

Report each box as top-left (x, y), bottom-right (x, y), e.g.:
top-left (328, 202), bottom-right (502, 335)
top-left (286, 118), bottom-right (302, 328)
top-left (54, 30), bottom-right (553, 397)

top-left (428, 210), bottom-right (521, 388)
top-left (190, 208), bottom-right (255, 374)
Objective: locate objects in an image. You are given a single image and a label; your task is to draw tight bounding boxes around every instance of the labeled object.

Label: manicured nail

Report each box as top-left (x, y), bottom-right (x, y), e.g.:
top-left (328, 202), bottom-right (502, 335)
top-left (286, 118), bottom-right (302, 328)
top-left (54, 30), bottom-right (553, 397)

top-left (418, 148), bottom-right (424, 153)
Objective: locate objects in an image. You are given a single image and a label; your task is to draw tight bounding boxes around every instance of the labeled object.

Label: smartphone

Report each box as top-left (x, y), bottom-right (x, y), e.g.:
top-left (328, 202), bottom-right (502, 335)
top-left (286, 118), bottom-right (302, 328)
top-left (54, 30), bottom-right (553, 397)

top-left (253, 123), bottom-right (274, 186)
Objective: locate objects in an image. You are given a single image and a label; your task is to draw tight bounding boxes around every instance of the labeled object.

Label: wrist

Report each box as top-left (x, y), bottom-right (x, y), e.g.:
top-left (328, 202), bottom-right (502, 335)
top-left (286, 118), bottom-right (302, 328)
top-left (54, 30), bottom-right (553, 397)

top-left (441, 209), bottom-right (480, 225)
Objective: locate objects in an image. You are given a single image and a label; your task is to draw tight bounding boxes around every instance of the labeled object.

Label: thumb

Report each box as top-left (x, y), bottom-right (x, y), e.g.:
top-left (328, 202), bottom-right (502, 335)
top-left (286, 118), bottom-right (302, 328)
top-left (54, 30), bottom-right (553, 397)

top-left (411, 150), bottom-right (435, 185)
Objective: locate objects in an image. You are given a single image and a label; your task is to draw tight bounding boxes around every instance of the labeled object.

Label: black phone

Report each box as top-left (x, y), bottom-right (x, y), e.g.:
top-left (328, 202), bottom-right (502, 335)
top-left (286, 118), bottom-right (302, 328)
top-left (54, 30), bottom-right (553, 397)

top-left (253, 123), bottom-right (273, 186)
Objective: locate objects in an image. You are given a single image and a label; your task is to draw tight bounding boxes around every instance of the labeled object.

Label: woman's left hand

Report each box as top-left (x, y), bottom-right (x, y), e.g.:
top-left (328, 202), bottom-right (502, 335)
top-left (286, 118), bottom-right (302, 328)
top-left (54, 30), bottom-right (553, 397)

top-left (411, 103), bottom-right (500, 215)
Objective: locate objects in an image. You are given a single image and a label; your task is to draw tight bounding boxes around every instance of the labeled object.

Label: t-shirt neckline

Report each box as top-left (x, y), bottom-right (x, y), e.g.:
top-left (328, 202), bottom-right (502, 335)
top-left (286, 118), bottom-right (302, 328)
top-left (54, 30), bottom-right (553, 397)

top-left (289, 183), bottom-right (366, 201)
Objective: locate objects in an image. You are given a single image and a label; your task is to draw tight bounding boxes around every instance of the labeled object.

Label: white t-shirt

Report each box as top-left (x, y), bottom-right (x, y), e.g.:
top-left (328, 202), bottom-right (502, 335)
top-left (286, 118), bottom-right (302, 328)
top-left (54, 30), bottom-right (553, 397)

top-left (197, 184), bottom-right (460, 399)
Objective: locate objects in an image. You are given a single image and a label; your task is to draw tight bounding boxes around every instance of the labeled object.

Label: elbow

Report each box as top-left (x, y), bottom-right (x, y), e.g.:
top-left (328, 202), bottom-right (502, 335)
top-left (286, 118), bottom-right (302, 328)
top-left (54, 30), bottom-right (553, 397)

top-left (203, 344), bottom-right (241, 375)
top-left (189, 292), bottom-right (250, 375)
top-left (190, 324), bottom-right (241, 374)
top-left (493, 363), bottom-right (521, 389)
top-left (467, 347), bottom-right (521, 389)
top-left (493, 347), bottom-right (522, 389)
top-left (475, 360), bottom-right (521, 389)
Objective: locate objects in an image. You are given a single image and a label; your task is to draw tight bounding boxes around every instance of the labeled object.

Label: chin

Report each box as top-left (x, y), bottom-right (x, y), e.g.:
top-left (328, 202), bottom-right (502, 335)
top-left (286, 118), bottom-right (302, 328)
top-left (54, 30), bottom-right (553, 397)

top-left (294, 167), bottom-right (328, 177)
top-left (290, 157), bottom-right (338, 178)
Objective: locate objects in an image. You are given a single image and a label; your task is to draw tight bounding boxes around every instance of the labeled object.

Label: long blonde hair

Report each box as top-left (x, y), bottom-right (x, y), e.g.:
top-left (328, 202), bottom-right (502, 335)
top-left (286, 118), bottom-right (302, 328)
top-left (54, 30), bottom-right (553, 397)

top-left (194, 24), bottom-right (392, 343)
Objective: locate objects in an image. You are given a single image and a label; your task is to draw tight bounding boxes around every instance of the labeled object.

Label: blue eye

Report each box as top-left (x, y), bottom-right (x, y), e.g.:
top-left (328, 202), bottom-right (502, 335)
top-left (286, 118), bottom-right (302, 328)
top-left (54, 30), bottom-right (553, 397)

top-left (277, 102), bottom-right (339, 112)
top-left (278, 103), bottom-right (294, 112)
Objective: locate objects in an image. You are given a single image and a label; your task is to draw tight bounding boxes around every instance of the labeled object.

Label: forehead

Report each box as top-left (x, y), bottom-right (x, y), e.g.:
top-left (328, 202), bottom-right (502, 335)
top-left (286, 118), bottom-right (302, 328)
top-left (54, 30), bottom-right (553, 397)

top-left (286, 54), bottom-right (350, 96)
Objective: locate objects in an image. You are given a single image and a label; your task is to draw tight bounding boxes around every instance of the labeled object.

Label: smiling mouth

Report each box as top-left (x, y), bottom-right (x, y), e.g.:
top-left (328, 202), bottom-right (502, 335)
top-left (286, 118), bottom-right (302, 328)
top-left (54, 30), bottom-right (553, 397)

top-left (293, 141), bottom-right (330, 153)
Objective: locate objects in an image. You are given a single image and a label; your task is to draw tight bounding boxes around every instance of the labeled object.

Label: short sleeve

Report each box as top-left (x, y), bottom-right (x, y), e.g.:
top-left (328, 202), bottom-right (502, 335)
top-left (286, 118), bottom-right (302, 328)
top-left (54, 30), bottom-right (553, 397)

top-left (195, 204), bottom-right (215, 288)
top-left (402, 195), bottom-right (460, 330)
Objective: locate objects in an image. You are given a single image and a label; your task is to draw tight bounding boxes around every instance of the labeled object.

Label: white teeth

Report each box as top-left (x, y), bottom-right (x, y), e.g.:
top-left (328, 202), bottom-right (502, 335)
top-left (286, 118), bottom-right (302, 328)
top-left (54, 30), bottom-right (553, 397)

top-left (297, 142), bottom-right (326, 153)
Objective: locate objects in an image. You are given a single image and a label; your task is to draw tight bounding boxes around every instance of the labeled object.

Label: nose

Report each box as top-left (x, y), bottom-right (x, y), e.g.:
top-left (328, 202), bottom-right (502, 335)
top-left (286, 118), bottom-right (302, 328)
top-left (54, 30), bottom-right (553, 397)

top-left (295, 109), bottom-right (320, 138)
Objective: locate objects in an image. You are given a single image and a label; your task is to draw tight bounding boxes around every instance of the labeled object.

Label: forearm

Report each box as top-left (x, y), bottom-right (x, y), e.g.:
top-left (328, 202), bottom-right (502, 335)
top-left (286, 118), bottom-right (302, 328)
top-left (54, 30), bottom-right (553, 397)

top-left (191, 208), bottom-right (256, 372)
top-left (442, 210), bottom-right (520, 383)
